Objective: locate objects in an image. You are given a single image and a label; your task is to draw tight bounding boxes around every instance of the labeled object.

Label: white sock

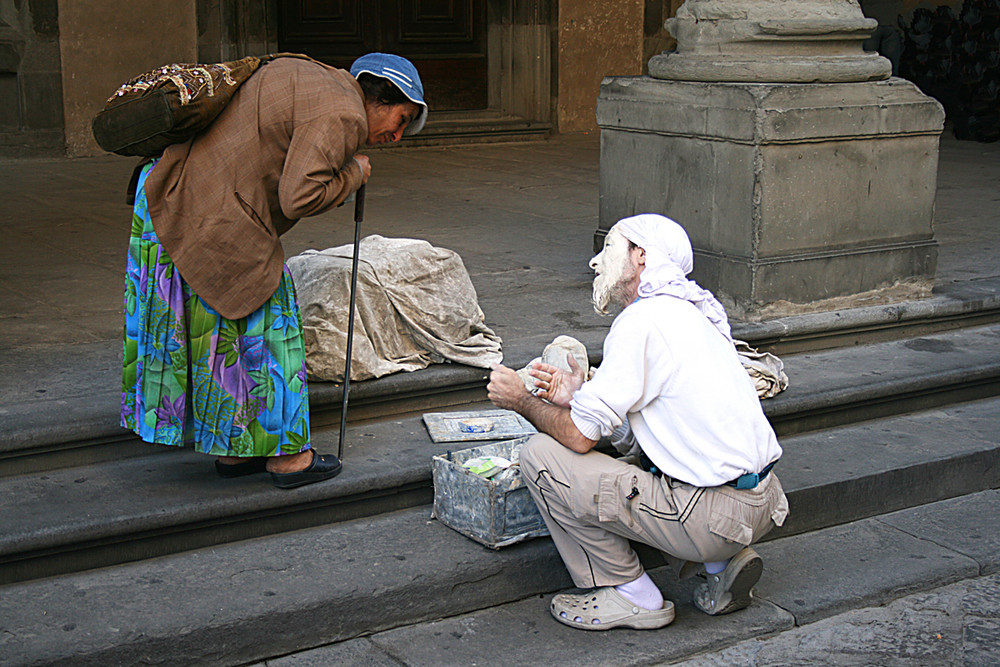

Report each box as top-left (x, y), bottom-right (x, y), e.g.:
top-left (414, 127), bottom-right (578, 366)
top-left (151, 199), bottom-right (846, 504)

top-left (614, 572), bottom-right (664, 610)
top-left (705, 559), bottom-right (730, 575)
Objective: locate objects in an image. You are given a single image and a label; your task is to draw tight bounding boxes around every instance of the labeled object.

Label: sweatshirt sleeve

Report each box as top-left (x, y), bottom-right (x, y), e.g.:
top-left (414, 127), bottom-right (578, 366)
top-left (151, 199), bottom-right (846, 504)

top-left (569, 307), bottom-right (664, 440)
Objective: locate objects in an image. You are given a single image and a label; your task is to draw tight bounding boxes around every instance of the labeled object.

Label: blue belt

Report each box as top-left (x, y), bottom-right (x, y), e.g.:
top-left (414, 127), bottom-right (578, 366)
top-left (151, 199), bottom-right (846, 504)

top-left (638, 455), bottom-right (777, 490)
top-left (725, 460), bottom-right (777, 490)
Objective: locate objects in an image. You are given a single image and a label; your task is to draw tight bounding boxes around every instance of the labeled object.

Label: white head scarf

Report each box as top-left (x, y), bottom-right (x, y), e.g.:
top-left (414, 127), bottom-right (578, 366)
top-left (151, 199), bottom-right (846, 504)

top-left (614, 213), bottom-right (732, 342)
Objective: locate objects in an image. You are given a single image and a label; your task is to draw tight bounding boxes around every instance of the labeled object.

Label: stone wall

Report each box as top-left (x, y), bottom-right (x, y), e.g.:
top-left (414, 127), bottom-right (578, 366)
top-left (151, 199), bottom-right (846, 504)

top-left (557, 0), bottom-right (644, 132)
top-left (57, 0), bottom-right (197, 156)
top-left (3, 0), bottom-right (687, 154)
top-left (0, 0), bottom-right (64, 156)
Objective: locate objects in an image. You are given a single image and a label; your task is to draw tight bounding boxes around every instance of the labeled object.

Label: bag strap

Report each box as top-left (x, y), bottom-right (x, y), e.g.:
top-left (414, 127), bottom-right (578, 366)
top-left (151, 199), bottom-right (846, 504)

top-left (125, 157), bottom-right (154, 206)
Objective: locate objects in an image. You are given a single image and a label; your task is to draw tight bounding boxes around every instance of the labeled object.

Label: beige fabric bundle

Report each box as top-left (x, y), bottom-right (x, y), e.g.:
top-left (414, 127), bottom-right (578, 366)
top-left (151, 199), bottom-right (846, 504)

top-left (734, 340), bottom-right (789, 399)
top-left (287, 235), bottom-right (503, 382)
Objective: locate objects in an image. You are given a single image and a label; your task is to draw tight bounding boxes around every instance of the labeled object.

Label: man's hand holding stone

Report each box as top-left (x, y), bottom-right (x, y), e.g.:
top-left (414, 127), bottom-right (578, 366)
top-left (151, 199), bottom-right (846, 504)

top-left (489, 363), bottom-right (596, 454)
top-left (487, 364), bottom-right (531, 412)
top-left (528, 353), bottom-right (585, 408)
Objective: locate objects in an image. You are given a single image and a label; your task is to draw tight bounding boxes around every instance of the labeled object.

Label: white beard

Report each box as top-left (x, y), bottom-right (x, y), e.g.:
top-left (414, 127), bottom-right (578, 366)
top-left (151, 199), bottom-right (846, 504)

top-left (591, 226), bottom-right (635, 315)
top-left (592, 258), bottom-right (636, 315)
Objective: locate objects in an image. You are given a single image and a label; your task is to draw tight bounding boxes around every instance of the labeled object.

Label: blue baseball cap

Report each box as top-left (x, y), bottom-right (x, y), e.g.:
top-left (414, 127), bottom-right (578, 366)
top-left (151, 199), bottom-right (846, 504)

top-left (350, 53), bottom-right (427, 136)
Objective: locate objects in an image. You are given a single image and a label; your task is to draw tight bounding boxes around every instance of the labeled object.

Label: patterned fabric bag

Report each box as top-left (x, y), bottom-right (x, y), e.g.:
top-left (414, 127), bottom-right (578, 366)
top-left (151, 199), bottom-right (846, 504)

top-left (92, 53), bottom-right (314, 157)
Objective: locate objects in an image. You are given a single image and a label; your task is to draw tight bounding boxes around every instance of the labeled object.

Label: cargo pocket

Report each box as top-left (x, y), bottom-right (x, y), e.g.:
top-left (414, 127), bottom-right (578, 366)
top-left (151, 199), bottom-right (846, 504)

top-left (766, 474), bottom-right (789, 528)
top-left (708, 509), bottom-right (753, 546)
top-left (707, 486), bottom-right (771, 547)
top-left (596, 467), bottom-right (667, 532)
top-left (596, 471), bottom-right (631, 525)
top-left (597, 465), bottom-right (662, 529)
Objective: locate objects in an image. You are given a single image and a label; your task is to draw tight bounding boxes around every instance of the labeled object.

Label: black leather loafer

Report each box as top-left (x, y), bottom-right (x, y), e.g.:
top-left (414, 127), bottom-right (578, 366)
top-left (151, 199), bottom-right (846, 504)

top-left (215, 456), bottom-right (269, 478)
top-left (270, 451), bottom-right (343, 489)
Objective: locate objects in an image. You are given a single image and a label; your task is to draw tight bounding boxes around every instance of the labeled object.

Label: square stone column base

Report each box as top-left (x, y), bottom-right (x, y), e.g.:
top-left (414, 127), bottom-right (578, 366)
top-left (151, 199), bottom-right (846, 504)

top-left (596, 77), bottom-right (945, 320)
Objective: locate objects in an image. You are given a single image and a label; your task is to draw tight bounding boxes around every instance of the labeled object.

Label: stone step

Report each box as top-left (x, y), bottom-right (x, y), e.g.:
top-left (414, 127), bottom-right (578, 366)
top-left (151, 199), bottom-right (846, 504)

top-left (0, 341), bottom-right (578, 481)
top-left (1, 437), bottom-right (997, 667)
top-left (735, 276), bottom-right (1000, 355)
top-left (0, 353), bottom-right (505, 480)
top-left (3, 286), bottom-right (998, 478)
top-left (1, 321), bottom-right (998, 588)
top-left (264, 491), bottom-right (1000, 667)
top-left (761, 322), bottom-right (1000, 436)
top-left (389, 110), bottom-right (553, 147)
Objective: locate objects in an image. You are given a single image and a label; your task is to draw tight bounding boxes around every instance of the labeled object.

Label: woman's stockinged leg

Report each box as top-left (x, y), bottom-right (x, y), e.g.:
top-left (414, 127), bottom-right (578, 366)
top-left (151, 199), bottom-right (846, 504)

top-left (265, 450), bottom-right (313, 473)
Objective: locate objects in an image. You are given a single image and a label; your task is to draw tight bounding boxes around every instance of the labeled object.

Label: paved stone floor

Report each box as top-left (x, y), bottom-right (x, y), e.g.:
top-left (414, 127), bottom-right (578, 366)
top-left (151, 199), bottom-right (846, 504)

top-left (1, 132), bottom-right (998, 355)
top-left (669, 574), bottom-right (1000, 667)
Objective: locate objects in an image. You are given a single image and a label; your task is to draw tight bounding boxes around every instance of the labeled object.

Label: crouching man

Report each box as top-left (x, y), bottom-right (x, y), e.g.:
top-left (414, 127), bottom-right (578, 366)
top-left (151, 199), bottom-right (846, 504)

top-left (488, 214), bottom-right (788, 631)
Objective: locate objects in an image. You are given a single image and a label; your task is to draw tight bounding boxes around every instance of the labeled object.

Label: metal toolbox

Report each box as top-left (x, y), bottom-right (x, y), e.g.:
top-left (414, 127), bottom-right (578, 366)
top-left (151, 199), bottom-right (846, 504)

top-left (431, 436), bottom-right (548, 549)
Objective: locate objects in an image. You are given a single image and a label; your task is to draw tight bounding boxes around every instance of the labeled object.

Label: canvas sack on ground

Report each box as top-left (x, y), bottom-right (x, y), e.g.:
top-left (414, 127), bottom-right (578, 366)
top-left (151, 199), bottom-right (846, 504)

top-left (287, 235), bottom-right (502, 382)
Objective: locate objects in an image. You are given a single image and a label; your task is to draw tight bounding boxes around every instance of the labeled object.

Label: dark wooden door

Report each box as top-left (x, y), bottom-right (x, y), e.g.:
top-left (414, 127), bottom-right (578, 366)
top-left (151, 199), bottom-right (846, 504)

top-left (278, 0), bottom-right (487, 111)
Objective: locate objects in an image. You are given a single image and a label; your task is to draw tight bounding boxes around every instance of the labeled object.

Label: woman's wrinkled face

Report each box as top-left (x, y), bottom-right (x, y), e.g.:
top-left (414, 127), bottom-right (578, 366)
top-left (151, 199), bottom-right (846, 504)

top-left (590, 226), bottom-right (640, 315)
top-left (365, 101), bottom-right (421, 146)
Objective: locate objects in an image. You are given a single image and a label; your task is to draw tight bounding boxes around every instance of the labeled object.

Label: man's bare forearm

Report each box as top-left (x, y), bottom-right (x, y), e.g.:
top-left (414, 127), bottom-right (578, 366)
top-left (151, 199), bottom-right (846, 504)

top-left (487, 363), bottom-right (596, 453)
top-left (513, 392), bottom-right (597, 454)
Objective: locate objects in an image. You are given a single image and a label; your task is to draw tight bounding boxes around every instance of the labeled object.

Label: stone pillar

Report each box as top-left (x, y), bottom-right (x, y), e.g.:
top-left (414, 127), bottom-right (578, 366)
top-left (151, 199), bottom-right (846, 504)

top-left (649, 0), bottom-right (890, 83)
top-left (596, 0), bottom-right (944, 320)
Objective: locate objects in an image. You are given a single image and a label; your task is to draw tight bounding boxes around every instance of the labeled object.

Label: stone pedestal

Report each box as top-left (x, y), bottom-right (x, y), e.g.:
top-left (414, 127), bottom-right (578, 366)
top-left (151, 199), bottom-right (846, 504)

top-left (596, 0), bottom-right (945, 319)
top-left (597, 76), bottom-right (944, 319)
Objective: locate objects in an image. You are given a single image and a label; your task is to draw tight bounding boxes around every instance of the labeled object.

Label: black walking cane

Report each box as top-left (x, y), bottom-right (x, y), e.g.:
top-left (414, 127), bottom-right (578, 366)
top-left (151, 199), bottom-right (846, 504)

top-left (338, 183), bottom-right (365, 460)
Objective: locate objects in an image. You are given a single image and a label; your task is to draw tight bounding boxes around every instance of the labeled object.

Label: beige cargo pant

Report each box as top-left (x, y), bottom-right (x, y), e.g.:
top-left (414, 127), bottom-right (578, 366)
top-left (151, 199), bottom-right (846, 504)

top-left (519, 433), bottom-right (789, 589)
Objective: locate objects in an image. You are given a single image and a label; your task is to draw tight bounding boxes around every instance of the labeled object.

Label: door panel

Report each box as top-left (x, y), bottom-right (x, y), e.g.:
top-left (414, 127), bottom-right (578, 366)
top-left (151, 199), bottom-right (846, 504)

top-left (396, 1), bottom-right (474, 48)
top-left (278, 0), bottom-right (487, 111)
top-left (278, 1), bottom-right (373, 58)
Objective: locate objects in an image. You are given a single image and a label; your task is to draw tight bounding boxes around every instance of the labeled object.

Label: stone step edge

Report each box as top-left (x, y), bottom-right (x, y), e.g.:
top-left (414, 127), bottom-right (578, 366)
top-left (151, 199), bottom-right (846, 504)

top-left (3, 393), bottom-right (999, 587)
top-left (765, 360), bottom-right (1000, 435)
top-left (3, 283), bottom-right (998, 471)
top-left (1, 487), bottom-right (995, 667)
top-left (739, 278), bottom-right (1000, 353)
top-left (4, 343), bottom-right (998, 482)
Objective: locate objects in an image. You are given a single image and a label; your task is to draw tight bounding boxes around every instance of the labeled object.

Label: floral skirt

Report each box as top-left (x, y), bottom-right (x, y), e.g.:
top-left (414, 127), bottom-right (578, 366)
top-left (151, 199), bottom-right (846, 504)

top-left (120, 161), bottom-right (310, 457)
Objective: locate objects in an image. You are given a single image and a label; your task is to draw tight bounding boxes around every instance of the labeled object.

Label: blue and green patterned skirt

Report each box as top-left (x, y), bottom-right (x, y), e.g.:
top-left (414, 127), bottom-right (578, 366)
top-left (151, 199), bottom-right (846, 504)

top-left (120, 161), bottom-right (311, 458)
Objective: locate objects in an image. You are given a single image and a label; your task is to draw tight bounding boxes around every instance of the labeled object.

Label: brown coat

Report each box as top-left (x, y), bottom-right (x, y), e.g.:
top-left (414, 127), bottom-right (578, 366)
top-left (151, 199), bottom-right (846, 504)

top-left (144, 58), bottom-right (367, 320)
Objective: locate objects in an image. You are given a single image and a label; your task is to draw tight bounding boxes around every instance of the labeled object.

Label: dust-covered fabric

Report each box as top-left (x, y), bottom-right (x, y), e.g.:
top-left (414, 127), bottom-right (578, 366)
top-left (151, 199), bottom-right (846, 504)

top-left (735, 340), bottom-right (789, 399)
top-left (287, 235), bottom-right (503, 382)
